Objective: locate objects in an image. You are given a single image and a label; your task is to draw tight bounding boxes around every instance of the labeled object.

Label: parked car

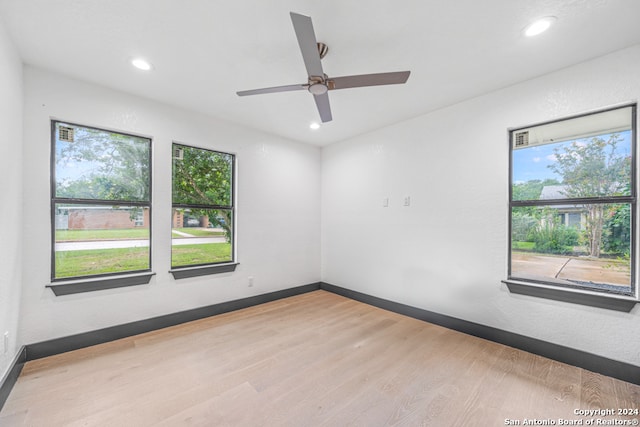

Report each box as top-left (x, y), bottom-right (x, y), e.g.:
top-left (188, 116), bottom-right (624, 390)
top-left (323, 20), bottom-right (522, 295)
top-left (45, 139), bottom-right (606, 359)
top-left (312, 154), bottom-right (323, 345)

top-left (208, 216), bottom-right (226, 228)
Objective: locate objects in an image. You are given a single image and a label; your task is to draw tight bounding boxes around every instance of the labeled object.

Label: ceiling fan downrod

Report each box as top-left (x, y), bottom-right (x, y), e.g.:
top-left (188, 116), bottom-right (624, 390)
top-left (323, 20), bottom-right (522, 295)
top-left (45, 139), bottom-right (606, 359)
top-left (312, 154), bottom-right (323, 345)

top-left (317, 42), bottom-right (328, 59)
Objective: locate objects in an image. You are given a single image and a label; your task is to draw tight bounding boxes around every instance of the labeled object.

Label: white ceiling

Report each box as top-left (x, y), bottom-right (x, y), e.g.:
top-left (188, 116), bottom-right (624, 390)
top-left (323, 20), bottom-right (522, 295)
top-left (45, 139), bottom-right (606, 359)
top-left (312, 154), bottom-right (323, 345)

top-left (1, 0), bottom-right (640, 146)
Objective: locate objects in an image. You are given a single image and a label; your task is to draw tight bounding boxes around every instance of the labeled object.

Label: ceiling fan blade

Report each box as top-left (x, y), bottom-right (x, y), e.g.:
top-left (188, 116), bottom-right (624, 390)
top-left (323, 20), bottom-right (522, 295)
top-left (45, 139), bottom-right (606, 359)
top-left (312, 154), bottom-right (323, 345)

top-left (313, 92), bottom-right (332, 122)
top-left (236, 83), bottom-right (307, 97)
top-left (290, 12), bottom-right (324, 78)
top-left (330, 71), bottom-right (411, 90)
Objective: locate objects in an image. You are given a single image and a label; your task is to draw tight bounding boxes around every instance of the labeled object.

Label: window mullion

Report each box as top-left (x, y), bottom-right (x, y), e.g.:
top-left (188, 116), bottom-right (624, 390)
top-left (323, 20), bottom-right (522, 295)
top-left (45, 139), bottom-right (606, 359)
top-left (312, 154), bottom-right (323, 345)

top-left (511, 196), bottom-right (635, 207)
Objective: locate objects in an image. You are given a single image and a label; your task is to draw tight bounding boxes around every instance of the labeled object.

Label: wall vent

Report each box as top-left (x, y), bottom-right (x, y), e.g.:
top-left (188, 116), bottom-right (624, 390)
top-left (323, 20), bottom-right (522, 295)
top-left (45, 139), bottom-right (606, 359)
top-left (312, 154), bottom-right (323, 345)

top-left (514, 131), bottom-right (529, 148)
top-left (173, 147), bottom-right (184, 160)
top-left (58, 126), bottom-right (75, 143)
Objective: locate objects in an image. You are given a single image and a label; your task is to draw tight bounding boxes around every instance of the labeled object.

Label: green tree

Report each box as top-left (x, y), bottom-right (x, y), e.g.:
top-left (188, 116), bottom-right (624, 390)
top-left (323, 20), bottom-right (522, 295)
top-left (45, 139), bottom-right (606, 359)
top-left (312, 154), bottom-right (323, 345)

top-left (512, 178), bottom-right (560, 201)
top-left (602, 203), bottom-right (631, 256)
top-left (172, 146), bottom-right (232, 206)
top-left (56, 125), bottom-right (150, 201)
top-left (547, 134), bottom-right (631, 257)
top-left (57, 126), bottom-right (234, 241)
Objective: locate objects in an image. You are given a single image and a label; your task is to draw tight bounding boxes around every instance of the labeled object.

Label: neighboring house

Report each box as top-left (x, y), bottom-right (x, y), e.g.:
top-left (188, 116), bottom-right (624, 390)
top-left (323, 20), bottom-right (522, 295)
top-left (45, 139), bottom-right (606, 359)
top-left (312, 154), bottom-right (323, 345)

top-left (172, 209), bottom-right (185, 228)
top-left (540, 185), bottom-right (585, 229)
top-left (55, 206), bottom-right (150, 230)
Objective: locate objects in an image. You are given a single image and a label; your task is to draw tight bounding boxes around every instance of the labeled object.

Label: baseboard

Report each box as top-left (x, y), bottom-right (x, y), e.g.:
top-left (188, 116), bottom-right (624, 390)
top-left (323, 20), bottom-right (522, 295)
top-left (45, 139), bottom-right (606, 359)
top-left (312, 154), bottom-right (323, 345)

top-left (11, 279), bottom-right (638, 406)
top-left (320, 282), bottom-right (640, 386)
top-left (26, 282), bottom-right (321, 361)
top-left (0, 346), bottom-right (27, 412)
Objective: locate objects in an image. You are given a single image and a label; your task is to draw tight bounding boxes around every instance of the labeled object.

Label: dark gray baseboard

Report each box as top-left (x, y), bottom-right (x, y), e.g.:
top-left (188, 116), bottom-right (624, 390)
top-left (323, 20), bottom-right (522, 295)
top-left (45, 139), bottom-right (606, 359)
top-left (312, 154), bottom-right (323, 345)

top-left (3, 279), bottom-right (636, 414)
top-left (319, 282), bottom-right (640, 386)
top-left (27, 282), bottom-right (321, 360)
top-left (0, 346), bottom-right (26, 412)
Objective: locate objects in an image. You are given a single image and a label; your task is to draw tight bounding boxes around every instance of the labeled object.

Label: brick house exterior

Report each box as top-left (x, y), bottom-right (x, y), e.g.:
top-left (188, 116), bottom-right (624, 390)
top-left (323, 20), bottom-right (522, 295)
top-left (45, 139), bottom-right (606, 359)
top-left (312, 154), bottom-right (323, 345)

top-left (57, 207), bottom-right (150, 230)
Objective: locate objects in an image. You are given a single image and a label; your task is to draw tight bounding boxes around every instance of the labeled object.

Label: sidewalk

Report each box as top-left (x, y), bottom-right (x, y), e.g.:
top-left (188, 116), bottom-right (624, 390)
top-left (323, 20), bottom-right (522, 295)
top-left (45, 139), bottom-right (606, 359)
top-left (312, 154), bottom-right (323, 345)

top-left (55, 236), bottom-right (226, 251)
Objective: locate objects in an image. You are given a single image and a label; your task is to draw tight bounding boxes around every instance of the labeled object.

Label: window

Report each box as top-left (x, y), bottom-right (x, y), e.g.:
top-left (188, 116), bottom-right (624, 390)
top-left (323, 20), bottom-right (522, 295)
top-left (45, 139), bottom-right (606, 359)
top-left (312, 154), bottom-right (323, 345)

top-left (51, 121), bottom-right (152, 282)
top-left (171, 143), bottom-right (235, 274)
top-left (508, 105), bottom-right (637, 300)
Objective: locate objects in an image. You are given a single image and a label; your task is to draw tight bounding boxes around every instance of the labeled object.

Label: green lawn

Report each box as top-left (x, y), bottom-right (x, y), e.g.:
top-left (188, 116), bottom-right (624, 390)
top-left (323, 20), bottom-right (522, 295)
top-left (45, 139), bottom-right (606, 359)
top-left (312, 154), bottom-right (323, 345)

top-left (512, 241), bottom-right (535, 251)
top-left (56, 228), bottom-right (149, 241)
top-left (172, 243), bottom-right (232, 266)
top-left (55, 243), bottom-right (232, 278)
top-left (55, 247), bottom-right (150, 278)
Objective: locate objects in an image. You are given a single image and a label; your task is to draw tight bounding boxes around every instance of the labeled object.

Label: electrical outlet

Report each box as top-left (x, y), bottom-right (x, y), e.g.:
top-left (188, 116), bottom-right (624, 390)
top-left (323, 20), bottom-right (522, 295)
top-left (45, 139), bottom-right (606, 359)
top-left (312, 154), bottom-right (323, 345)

top-left (248, 276), bottom-right (254, 287)
top-left (403, 196), bottom-right (411, 206)
top-left (383, 197), bottom-right (389, 207)
top-left (3, 332), bottom-right (8, 354)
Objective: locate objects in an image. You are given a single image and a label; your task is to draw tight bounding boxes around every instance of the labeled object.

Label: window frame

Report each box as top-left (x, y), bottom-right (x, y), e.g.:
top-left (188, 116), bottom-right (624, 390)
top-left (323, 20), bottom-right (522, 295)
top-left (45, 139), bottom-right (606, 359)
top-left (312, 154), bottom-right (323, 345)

top-left (49, 120), bottom-right (153, 291)
top-left (169, 142), bottom-right (237, 278)
top-left (505, 104), bottom-right (639, 309)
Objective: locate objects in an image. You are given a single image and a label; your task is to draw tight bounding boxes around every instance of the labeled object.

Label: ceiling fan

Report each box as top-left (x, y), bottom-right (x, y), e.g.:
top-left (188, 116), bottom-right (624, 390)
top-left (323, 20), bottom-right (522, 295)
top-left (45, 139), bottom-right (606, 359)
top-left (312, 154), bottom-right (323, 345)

top-left (236, 12), bottom-right (411, 123)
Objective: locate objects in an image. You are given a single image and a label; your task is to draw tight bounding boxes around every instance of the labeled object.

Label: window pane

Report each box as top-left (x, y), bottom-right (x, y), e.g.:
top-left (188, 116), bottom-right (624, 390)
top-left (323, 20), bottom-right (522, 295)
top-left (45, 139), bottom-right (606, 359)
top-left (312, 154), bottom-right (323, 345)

top-left (512, 107), bottom-right (633, 201)
top-left (510, 204), bottom-right (631, 292)
top-left (172, 144), bottom-right (233, 206)
top-left (54, 204), bottom-right (150, 279)
top-left (54, 122), bottom-right (150, 202)
top-left (171, 209), bottom-right (233, 267)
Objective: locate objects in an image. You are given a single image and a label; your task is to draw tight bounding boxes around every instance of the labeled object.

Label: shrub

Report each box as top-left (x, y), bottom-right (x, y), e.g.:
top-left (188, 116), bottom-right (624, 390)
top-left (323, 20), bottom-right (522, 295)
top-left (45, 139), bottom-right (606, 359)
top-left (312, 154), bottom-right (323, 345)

top-left (511, 212), bottom-right (538, 242)
top-left (602, 204), bottom-right (630, 256)
top-left (532, 223), bottom-right (580, 254)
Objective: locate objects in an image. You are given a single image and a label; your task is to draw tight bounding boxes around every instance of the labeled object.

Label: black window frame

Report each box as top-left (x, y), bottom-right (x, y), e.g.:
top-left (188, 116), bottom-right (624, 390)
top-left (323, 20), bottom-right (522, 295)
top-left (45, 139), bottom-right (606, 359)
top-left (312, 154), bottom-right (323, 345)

top-left (170, 142), bottom-right (237, 278)
top-left (505, 104), bottom-right (639, 310)
top-left (49, 120), bottom-right (153, 293)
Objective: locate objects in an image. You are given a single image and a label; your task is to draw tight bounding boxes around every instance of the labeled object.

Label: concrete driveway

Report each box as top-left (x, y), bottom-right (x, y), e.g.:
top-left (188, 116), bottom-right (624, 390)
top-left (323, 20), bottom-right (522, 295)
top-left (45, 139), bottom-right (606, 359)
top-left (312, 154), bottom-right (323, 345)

top-left (511, 252), bottom-right (630, 287)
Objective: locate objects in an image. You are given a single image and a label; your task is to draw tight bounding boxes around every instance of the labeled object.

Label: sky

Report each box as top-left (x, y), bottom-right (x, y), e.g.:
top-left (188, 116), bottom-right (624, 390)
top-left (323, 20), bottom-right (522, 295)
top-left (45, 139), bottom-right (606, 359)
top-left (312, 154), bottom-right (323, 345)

top-left (512, 130), bottom-right (632, 184)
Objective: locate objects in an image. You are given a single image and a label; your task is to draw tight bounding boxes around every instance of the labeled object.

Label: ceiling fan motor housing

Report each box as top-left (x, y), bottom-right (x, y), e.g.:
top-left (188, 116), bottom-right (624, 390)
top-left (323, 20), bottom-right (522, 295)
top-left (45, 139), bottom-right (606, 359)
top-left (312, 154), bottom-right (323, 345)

top-left (309, 83), bottom-right (328, 95)
top-left (308, 74), bottom-right (329, 95)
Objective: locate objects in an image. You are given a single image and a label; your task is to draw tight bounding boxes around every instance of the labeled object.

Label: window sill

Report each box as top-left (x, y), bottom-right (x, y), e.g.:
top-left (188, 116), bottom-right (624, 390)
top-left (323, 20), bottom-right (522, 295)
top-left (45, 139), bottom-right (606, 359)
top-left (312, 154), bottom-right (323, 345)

top-left (47, 272), bottom-right (155, 296)
top-left (170, 263), bottom-right (238, 279)
top-left (502, 279), bottom-right (639, 312)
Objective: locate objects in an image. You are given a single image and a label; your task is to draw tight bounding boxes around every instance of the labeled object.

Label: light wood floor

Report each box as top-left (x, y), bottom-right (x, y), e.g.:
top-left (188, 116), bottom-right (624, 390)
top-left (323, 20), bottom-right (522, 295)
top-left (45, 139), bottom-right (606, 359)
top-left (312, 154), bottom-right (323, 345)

top-left (1, 290), bottom-right (638, 426)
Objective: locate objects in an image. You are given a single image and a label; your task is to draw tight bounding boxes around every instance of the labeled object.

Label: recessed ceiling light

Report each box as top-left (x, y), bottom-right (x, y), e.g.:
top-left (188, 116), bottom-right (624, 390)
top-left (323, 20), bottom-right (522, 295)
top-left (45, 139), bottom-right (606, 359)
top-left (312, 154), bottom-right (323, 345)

top-left (309, 122), bottom-right (320, 130)
top-left (524, 16), bottom-right (556, 37)
top-left (131, 58), bottom-right (153, 71)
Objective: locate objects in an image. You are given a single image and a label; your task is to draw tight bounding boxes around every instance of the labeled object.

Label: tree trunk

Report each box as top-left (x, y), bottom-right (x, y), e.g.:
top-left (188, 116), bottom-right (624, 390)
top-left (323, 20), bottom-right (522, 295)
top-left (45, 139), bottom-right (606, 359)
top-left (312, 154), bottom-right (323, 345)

top-left (586, 204), bottom-right (604, 258)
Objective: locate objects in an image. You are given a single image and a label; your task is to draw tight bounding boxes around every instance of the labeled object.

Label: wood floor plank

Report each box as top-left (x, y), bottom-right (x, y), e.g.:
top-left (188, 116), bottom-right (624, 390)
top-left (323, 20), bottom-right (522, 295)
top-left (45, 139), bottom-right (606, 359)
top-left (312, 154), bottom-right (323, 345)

top-left (1, 290), bottom-right (638, 426)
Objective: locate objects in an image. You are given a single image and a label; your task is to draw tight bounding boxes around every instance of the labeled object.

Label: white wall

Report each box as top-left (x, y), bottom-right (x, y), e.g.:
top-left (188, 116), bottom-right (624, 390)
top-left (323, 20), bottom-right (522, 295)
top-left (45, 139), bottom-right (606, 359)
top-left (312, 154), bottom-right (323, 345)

top-left (19, 67), bottom-right (321, 345)
top-left (321, 45), bottom-right (640, 366)
top-left (0, 19), bottom-right (23, 380)
top-left (9, 38), bottom-right (640, 371)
